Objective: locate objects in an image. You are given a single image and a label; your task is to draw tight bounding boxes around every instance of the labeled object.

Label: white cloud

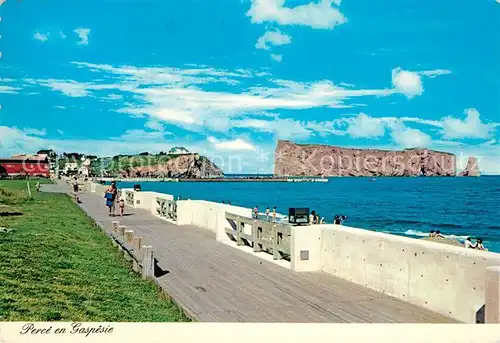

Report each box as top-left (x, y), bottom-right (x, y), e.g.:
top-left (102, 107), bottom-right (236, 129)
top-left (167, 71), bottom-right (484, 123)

top-left (234, 117), bottom-right (311, 139)
top-left (71, 61), bottom-right (257, 86)
top-left (28, 62), bottom-right (451, 139)
top-left (60, 31), bottom-right (67, 39)
top-left (57, 129), bottom-right (65, 135)
top-left (271, 54), bottom-right (283, 62)
top-left (22, 128), bottom-right (47, 136)
top-left (346, 113), bottom-right (386, 138)
top-left (255, 30), bottom-right (291, 50)
top-left (0, 126), bottom-right (46, 153)
top-left (35, 79), bottom-right (91, 97)
top-left (419, 69), bottom-right (452, 78)
top-left (74, 28), bottom-right (91, 45)
top-left (208, 136), bottom-right (256, 151)
top-left (442, 108), bottom-right (496, 139)
top-left (0, 85), bottom-right (20, 94)
top-left (34, 32), bottom-right (49, 42)
top-left (247, 0), bottom-right (346, 30)
top-left (55, 105), bottom-right (66, 109)
top-left (102, 94), bottom-right (123, 100)
top-left (117, 128), bottom-right (171, 141)
top-left (391, 67), bottom-right (451, 98)
top-left (390, 122), bottom-right (432, 148)
top-left (398, 117), bottom-right (443, 128)
top-left (144, 120), bottom-right (164, 131)
top-left (391, 67), bottom-right (423, 98)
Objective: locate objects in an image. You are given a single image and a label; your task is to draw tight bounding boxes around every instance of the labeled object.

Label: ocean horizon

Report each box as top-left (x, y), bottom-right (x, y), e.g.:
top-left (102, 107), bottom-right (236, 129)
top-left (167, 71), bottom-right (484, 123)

top-left (113, 175), bottom-right (500, 253)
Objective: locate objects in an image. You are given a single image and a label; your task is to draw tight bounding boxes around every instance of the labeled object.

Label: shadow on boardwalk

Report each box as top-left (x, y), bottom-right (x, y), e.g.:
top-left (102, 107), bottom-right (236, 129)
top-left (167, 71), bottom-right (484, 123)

top-left (42, 181), bottom-right (459, 323)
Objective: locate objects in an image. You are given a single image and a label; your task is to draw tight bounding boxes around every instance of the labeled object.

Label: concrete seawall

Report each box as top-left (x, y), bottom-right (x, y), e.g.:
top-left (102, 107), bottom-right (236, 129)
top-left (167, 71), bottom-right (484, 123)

top-left (85, 181), bottom-right (500, 323)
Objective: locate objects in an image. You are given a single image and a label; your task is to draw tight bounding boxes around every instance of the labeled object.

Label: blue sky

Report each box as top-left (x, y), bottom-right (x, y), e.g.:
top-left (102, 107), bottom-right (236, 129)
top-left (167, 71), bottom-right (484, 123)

top-left (1, 0), bottom-right (499, 173)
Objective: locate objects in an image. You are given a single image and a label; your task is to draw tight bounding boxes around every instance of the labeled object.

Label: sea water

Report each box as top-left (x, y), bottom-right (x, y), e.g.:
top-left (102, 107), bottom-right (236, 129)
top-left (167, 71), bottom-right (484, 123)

top-left (115, 176), bottom-right (500, 253)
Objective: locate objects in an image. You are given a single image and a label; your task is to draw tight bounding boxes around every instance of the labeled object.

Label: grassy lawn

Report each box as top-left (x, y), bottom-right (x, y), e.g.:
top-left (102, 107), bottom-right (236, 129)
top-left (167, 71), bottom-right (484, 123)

top-left (0, 180), bottom-right (189, 322)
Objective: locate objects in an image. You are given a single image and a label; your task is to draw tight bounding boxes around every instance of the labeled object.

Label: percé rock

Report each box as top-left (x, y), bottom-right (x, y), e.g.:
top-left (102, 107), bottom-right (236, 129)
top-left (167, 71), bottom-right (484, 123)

top-left (459, 157), bottom-right (481, 177)
top-left (274, 140), bottom-right (458, 177)
top-left (120, 153), bottom-right (223, 179)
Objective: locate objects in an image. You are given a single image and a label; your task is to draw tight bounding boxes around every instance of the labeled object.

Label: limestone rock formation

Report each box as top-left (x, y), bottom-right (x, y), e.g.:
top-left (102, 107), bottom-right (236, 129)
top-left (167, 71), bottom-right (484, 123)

top-left (274, 140), bottom-right (457, 177)
top-left (120, 153), bottom-right (223, 179)
top-left (459, 157), bottom-right (481, 177)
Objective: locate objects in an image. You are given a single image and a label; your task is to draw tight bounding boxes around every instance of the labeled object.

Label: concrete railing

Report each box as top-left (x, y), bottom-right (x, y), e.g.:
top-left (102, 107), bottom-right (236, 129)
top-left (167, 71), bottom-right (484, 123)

top-left (156, 197), bottom-right (177, 221)
top-left (313, 224), bottom-right (500, 324)
top-left (225, 213), bottom-right (291, 260)
top-left (125, 190), bottom-right (135, 206)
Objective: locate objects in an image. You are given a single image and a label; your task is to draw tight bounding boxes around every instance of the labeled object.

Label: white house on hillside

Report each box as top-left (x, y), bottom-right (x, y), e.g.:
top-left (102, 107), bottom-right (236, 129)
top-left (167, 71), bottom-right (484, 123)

top-left (168, 146), bottom-right (190, 155)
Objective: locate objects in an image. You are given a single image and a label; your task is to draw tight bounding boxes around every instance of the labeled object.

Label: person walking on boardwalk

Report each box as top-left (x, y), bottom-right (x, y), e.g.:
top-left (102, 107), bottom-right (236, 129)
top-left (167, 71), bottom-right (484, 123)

top-left (72, 177), bottom-right (80, 203)
top-left (119, 197), bottom-right (125, 216)
top-left (105, 181), bottom-right (118, 217)
top-left (265, 207), bottom-right (270, 220)
top-left (272, 206), bottom-right (276, 223)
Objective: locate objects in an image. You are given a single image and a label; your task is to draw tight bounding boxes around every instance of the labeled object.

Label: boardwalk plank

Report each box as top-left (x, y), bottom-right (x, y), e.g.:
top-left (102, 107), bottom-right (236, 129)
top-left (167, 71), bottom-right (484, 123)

top-left (42, 182), bottom-right (460, 323)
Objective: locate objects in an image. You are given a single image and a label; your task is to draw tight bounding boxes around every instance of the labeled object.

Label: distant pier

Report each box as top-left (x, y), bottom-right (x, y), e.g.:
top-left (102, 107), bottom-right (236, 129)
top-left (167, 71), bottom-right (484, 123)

top-left (95, 176), bottom-right (329, 183)
top-left (179, 177), bottom-right (328, 183)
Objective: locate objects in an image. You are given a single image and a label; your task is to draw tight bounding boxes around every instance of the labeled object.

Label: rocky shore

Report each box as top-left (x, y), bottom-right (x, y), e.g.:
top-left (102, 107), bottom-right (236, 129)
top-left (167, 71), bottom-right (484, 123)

top-left (119, 154), bottom-right (223, 179)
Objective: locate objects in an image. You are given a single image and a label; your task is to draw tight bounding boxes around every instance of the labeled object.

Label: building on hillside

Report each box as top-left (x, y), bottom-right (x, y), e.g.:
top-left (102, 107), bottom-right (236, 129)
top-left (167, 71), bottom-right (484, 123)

top-left (0, 155), bottom-right (50, 178)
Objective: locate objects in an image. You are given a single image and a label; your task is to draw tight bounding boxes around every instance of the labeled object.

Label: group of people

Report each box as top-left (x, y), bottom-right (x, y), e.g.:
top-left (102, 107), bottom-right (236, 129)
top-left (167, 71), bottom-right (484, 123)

top-left (104, 181), bottom-right (125, 217)
top-left (464, 237), bottom-right (487, 251)
top-left (429, 230), bottom-right (487, 251)
top-left (309, 211), bottom-right (347, 225)
top-left (251, 206), bottom-right (278, 222)
top-left (429, 230), bottom-right (444, 238)
top-left (309, 211), bottom-right (325, 225)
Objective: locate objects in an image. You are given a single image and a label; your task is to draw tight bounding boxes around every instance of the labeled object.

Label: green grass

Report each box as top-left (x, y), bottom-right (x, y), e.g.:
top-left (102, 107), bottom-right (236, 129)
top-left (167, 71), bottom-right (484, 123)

top-left (0, 180), bottom-right (190, 322)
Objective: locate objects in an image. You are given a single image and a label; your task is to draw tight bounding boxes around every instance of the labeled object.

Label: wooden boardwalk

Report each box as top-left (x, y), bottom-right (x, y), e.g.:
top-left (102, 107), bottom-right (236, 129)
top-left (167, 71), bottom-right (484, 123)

top-left (43, 182), bottom-right (459, 323)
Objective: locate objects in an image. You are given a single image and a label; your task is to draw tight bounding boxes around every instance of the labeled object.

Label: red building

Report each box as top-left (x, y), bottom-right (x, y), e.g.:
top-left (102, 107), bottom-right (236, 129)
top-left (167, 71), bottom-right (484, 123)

top-left (0, 154), bottom-right (50, 178)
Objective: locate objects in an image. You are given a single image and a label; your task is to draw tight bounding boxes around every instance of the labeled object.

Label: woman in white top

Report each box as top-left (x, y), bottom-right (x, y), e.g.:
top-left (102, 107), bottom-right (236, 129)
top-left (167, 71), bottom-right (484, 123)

top-left (475, 238), bottom-right (486, 251)
top-left (464, 237), bottom-right (476, 249)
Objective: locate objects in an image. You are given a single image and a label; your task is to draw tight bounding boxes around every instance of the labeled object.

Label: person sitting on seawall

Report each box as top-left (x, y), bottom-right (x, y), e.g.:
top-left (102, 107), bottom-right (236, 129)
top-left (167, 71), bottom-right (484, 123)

top-left (253, 206), bottom-right (259, 219)
top-left (333, 215), bottom-right (347, 225)
top-left (309, 210), bottom-right (316, 225)
top-left (475, 238), bottom-right (487, 251)
top-left (434, 230), bottom-right (444, 238)
top-left (464, 237), bottom-right (476, 249)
